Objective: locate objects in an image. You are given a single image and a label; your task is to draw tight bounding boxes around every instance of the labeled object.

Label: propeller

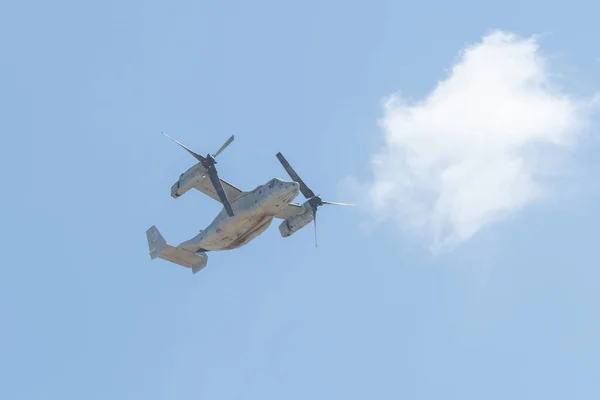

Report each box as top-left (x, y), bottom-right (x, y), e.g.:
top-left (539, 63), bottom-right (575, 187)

top-left (275, 152), bottom-right (354, 247)
top-left (163, 133), bottom-right (236, 217)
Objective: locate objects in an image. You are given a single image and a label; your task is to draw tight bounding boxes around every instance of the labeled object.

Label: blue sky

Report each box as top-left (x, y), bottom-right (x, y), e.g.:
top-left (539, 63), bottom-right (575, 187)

top-left (2, 1), bottom-right (600, 399)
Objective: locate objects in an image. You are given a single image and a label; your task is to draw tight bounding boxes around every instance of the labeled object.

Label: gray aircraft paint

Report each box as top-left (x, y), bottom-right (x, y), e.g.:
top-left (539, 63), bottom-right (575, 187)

top-left (147, 135), bottom-right (352, 274)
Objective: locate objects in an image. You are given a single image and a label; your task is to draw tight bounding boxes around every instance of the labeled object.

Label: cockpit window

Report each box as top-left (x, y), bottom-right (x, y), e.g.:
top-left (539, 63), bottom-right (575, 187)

top-left (268, 179), bottom-right (276, 188)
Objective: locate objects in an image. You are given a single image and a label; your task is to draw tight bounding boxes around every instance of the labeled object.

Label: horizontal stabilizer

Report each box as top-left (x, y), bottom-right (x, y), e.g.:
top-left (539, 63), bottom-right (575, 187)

top-left (146, 226), bottom-right (208, 274)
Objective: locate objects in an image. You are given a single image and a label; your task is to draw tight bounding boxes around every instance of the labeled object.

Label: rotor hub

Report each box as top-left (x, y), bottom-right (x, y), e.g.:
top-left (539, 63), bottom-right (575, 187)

top-left (274, 151), bottom-right (355, 247)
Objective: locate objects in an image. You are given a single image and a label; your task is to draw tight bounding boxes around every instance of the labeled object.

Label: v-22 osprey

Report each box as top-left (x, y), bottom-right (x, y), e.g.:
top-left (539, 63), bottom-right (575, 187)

top-left (146, 134), bottom-right (354, 274)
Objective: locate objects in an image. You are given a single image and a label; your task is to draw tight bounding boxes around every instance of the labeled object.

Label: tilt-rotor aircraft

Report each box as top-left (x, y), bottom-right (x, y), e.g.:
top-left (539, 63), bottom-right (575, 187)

top-left (146, 134), bottom-right (354, 274)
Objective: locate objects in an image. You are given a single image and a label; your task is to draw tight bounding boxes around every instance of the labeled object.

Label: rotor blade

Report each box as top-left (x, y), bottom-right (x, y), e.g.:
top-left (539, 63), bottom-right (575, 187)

top-left (313, 208), bottom-right (318, 248)
top-left (162, 133), bottom-right (206, 163)
top-left (322, 201), bottom-right (355, 206)
top-left (206, 167), bottom-right (235, 217)
top-left (213, 135), bottom-right (235, 158)
top-left (275, 152), bottom-right (316, 199)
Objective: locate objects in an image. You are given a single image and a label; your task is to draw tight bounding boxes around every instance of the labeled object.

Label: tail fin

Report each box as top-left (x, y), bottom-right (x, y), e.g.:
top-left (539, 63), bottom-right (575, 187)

top-left (147, 226), bottom-right (167, 260)
top-left (146, 226), bottom-right (208, 274)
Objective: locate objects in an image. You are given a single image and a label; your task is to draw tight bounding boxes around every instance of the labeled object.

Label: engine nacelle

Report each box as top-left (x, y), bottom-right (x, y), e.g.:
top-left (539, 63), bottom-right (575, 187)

top-left (171, 164), bottom-right (204, 199)
top-left (278, 202), bottom-right (314, 237)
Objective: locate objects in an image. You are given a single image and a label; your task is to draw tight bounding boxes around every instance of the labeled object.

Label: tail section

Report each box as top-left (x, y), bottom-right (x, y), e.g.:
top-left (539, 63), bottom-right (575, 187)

top-left (146, 226), bottom-right (208, 274)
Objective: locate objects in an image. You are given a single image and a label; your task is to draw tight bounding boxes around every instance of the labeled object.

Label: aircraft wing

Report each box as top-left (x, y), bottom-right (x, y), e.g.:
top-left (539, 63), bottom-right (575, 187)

top-left (172, 163), bottom-right (244, 204)
top-left (192, 176), bottom-right (244, 203)
top-left (273, 202), bottom-right (305, 219)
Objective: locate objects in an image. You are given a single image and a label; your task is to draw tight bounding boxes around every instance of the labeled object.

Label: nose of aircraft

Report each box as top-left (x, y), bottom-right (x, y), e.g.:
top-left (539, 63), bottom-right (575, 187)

top-left (289, 181), bottom-right (300, 194)
top-left (282, 181), bottom-right (300, 201)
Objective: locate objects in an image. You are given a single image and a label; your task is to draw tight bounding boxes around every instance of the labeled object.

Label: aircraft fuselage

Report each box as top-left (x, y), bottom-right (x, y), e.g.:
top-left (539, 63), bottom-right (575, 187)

top-left (177, 178), bottom-right (300, 252)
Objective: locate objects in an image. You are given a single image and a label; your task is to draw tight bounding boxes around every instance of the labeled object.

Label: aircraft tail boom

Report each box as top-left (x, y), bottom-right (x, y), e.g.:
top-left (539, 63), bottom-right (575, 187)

top-left (146, 226), bottom-right (208, 274)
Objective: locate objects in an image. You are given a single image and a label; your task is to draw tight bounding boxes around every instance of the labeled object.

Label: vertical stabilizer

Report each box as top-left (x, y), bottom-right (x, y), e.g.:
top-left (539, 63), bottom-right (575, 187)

top-left (147, 225), bottom-right (167, 259)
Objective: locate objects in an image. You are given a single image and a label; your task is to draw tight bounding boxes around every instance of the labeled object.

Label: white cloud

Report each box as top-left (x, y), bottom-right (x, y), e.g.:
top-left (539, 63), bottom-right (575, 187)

top-left (367, 30), bottom-right (597, 250)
